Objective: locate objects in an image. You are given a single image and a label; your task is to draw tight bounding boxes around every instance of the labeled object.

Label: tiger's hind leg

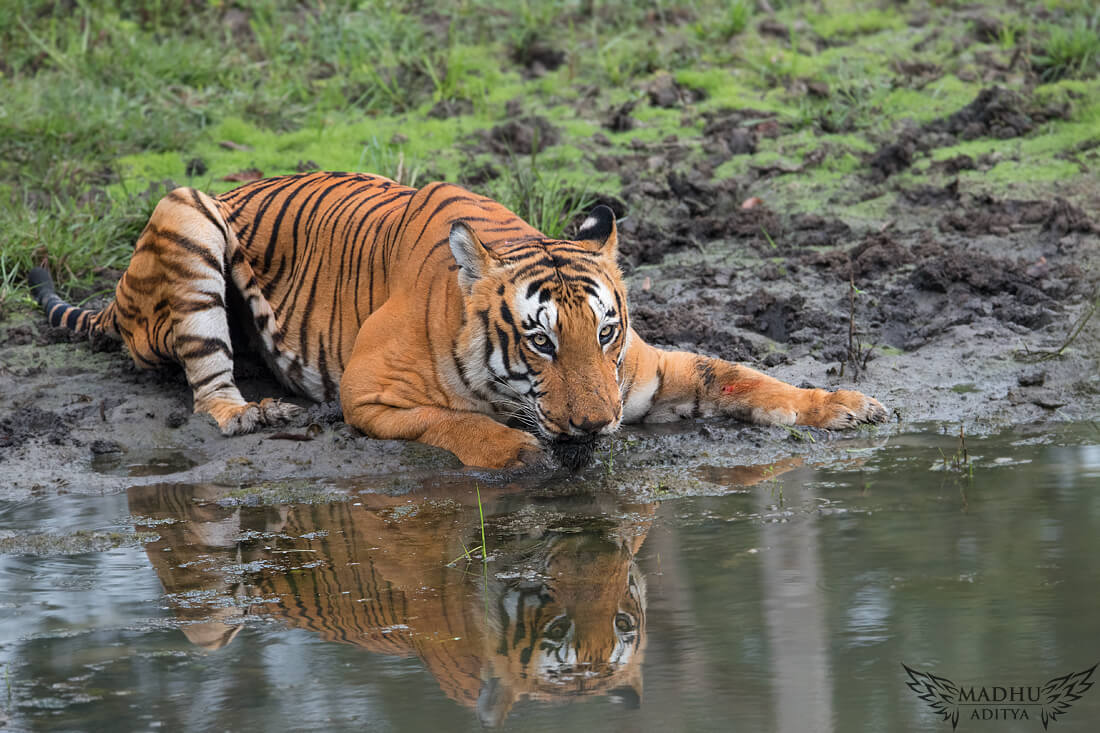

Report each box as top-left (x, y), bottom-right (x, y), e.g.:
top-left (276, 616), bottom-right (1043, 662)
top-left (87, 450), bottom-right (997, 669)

top-left (119, 188), bottom-right (301, 434)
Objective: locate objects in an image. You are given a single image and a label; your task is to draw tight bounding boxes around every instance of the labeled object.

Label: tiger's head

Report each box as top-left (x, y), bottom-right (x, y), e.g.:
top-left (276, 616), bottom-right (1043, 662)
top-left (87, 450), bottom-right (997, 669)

top-left (450, 205), bottom-right (628, 470)
top-left (475, 530), bottom-right (647, 727)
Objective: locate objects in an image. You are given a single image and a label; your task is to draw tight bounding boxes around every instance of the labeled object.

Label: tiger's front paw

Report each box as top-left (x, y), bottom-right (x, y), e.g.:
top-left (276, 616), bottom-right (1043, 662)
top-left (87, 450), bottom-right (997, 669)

top-left (814, 390), bottom-right (888, 429)
top-left (457, 430), bottom-right (546, 470)
top-left (208, 399), bottom-right (303, 435)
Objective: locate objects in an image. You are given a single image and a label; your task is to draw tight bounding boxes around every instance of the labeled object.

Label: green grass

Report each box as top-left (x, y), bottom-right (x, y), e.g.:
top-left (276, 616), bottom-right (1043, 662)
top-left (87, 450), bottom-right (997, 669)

top-left (693, 0), bottom-right (753, 42)
top-left (1035, 17), bottom-right (1100, 80)
top-left (807, 8), bottom-right (905, 40)
top-left (2, 0), bottom-right (1097, 307)
top-left (487, 146), bottom-right (596, 239)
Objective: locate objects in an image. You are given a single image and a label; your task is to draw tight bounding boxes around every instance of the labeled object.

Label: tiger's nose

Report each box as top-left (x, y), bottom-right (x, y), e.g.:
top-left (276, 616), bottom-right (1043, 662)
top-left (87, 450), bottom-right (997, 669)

top-left (570, 416), bottom-right (611, 435)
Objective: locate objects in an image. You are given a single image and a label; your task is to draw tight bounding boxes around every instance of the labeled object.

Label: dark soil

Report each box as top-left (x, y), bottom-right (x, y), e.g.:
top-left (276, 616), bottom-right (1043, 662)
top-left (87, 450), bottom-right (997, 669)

top-left (700, 108), bottom-right (769, 162)
top-left (0, 407), bottom-right (75, 457)
top-left (869, 86), bottom-right (1071, 181)
top-left (483, 116), bottom-right (561, 155)
top-left (510, 39), bottom-right (566, 78)
top-left (428, 98), bottom-right (474, 119)
top-left (604, 100), bottom-right (640, 133)
top-left (935, 193), bottom-right (1097, 243)
top-left (643, 72), bottom-right (707, 109)
top-left (629, 293), bottom-right (759, 363)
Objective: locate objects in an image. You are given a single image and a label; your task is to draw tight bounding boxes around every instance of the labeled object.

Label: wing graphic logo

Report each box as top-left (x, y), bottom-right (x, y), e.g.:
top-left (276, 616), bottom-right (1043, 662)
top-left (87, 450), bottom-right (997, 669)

top-left (903, 664), bottom-right (961, 730)
top-left (902, 663), bottom-right (1097, 730)
top-left (1040, 664), bottom-right (1097, 730)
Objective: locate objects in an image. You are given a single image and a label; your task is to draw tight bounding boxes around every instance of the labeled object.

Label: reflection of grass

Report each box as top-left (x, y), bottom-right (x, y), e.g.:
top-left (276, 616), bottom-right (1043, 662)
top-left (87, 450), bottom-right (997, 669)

top-left (939, 425), bottom-right (974, 479)
top-left (449, 484), bottom-right (489, 566)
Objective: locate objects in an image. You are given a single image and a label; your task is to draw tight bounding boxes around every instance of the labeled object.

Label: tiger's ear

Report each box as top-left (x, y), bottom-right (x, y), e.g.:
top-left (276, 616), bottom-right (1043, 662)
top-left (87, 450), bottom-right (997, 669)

top-left (575, 205), bottom-right (618, 258)
top-left (450, 221), bottom-right (501, 293)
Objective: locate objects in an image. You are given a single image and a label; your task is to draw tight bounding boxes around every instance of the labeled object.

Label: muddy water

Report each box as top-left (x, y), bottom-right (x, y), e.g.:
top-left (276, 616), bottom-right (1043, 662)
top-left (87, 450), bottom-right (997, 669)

top-left (1, 424), bottom-right (1098, 732)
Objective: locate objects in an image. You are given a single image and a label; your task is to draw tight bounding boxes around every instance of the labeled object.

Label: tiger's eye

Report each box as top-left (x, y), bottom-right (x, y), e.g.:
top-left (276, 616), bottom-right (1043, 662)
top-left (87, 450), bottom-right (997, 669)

top-left (532, 333), bottom-right (549, 347)
top-left (599, 325), bottom-right (615, 343)
top-left (546, 617), bottom-right (571, 640)
top-left (615, 613), bottom-right (635, 633)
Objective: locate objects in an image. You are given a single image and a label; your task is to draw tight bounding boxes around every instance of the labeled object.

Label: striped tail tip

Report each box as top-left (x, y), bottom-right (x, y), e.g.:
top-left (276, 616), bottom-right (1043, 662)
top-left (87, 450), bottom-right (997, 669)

top-left (27, 266), bottom-right (56, 305)
top-left (26, 266), bottom-right (95, 332)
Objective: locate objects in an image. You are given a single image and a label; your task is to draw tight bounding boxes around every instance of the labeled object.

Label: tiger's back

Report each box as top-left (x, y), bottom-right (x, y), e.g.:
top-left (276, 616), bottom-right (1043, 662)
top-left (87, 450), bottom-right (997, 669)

top-left (214, 172), bottom-right (546, 404)
top-left (214, 172), bottom-right (413, 400)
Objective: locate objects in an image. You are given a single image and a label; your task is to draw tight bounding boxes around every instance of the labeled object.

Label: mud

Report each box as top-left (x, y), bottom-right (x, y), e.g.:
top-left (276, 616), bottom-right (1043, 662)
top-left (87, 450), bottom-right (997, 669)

top-left (482, 115), bottom-right (561, 155)
top-left (869, 86), bottom-right (1070, 180)
top-left (644, 72), bottom-right (707, 109)
top-left (510, 39), bottom-right (566, 78)
top-left (3, 80), bottom-right (1100, 502)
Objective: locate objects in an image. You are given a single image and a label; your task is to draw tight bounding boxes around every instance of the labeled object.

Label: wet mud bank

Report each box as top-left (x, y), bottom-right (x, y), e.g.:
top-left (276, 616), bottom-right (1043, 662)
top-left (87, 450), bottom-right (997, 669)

top-left (1, 178), bottom-right (1096, 500)
top-left (4, 75), bottom-right (1100, 500)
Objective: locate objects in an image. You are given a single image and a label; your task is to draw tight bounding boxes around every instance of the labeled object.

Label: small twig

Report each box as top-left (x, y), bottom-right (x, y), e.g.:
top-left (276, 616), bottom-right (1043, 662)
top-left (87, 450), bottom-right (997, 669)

top-left (1015, 291), bottom-right (1098, 362)
top-left (848, 270), bottom-right (857, 371)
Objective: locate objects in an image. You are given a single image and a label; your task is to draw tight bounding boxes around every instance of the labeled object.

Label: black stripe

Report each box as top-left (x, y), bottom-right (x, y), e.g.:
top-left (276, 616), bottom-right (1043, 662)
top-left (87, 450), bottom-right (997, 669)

top-left (189, 370), bottom-right (232, 391)
top-left (260, 176), bottom-right (322, 272)
top-left (145, 227), bottom-right (222, 273)
top-left (187, 188), bottom-right (231, 242)
top-left (175, 335), bottom-right (232, 360)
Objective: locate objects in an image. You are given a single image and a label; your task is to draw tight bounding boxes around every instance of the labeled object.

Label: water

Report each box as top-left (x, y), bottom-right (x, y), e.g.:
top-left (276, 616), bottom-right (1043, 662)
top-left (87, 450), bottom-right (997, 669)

top-left (1, 424), bottom-right (1098, 732)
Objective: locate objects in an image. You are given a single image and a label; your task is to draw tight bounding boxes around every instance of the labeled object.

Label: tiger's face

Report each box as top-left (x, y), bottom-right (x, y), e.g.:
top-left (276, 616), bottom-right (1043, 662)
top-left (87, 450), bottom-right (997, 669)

top-left (451, 206), bottom-right (628, 470)
top-left (478, 531), bottom-right (647, 726)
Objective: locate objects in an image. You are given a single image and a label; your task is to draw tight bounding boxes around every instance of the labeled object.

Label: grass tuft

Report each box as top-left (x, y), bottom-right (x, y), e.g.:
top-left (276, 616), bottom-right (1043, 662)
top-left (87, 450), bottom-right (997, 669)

top-left (488, 146), bottom-right (595, 239)
top-left (1035, 18), bottom-right (1100, 80)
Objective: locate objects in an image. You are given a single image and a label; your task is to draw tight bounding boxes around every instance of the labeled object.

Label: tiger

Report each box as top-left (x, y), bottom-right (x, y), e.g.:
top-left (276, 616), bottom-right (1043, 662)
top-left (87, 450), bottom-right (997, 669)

top-left (129, 483), bottom-right (652, 726)
top-left (29, 171), bottom-right (887, 470)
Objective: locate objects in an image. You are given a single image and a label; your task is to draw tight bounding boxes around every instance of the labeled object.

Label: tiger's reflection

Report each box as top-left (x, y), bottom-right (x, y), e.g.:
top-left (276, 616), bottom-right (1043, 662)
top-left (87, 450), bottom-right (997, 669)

top-left (129, 484), bottom-right (654, 726)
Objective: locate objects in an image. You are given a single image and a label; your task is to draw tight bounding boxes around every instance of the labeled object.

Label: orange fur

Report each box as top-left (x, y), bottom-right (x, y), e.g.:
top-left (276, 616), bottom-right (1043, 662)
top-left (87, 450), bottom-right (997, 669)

top-left (32, 172), bottom-right (887, 469)
top-left (129, 484), bottom-right (653, 725)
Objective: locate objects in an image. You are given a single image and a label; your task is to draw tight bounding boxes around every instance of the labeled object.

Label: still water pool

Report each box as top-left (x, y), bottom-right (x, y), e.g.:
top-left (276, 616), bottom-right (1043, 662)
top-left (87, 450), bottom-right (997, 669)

top-left (1, 423), bottom-right (1098, 732)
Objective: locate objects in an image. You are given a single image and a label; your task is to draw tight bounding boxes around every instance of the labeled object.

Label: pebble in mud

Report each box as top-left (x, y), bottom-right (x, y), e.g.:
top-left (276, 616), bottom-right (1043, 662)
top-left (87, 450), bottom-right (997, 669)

top-left (164, 410), bottom-right (189, 428)
top-left (1017, 370), bottom-right (1047, 387)
top-left (90, 439), bottom-right (124, 455)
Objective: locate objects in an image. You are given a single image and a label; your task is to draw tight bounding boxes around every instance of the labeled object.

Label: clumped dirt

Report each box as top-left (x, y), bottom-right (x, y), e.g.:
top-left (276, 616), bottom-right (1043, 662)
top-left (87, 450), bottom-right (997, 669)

top-left (428, 98), bottom-right (474, 119)
top-left (869, 86), bottom-right (1070, 180)
top-left (0, 407), bottom-right (75, 456)
top-left (629, 293), bottom-right (759, 363)
top-left (604, 100), bottom-right (640, 133)
top-left (483, 116), bottom-right (561, 155)
top-left (932, 192), bottom-right (1097, 245)
top-left (700, 109), bottom-right (770, 162)
top-left (643, 72), bottom-right (706, 109)
top-left (510, 39), bottom-right (566, 78)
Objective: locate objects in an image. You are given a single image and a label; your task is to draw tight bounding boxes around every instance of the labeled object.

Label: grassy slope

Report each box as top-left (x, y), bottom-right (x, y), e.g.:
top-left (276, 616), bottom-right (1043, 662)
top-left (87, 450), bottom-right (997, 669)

top-left (1, 0), bottom-right (1097, 306)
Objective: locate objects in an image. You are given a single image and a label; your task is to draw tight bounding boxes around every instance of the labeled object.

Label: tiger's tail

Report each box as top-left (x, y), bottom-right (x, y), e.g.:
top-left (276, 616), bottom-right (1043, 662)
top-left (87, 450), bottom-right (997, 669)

top-left (27, 267), bottom-right (120, 337)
